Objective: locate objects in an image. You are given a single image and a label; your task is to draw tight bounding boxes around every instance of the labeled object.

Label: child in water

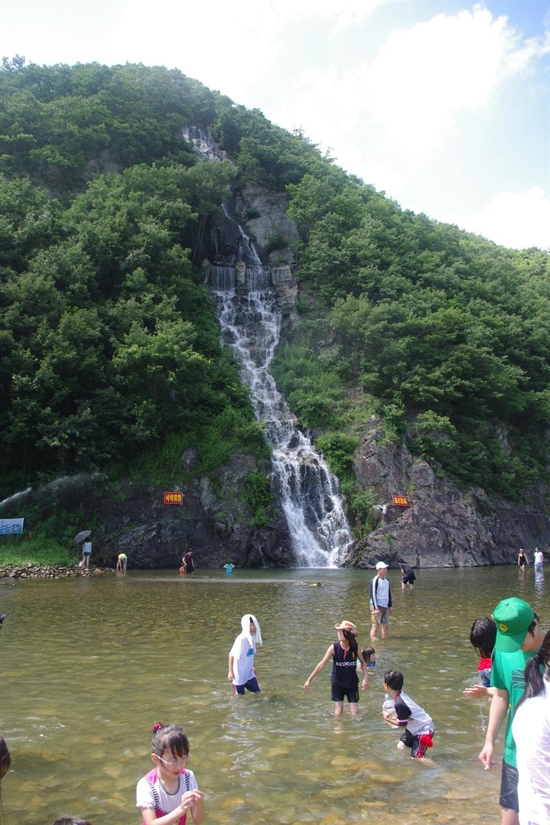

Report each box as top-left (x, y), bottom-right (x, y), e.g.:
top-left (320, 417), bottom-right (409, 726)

top-left (136, 723), bottom-right (205, 825)
top-left (228, 614), bottom-right (262, 694)
top-left (382, 670), bottom-right (434, 759)
top-left (357, 646), bottom-right (376, 674)
top-left (304, 620), bottom-right (369, 716)
top-left (462, 617), bottom-right (496, 700)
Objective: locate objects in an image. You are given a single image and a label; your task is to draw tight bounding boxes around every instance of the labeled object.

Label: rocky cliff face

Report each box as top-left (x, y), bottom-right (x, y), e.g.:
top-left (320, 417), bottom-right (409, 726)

top-left (235, 184), bottom-right (300, 269)
top-left (346, 418), bottom-right (550, 568)
top-left (102, 452), bottom-right (292, 569)
top-left (199, 185), bottom-right (550, 569)
top-left (5, 458), bottom-right (292, 570)
top-left (7, 185), bottom-right (547, 570)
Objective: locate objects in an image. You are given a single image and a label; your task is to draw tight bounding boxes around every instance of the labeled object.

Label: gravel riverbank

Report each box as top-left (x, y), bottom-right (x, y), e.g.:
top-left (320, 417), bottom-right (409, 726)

top-left (0, 563), bottom-right (114, 579)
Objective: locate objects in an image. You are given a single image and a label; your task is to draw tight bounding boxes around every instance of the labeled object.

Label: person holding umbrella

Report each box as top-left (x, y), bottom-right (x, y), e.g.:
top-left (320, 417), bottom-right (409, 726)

top-left (82, 539), bottom-right (92, 569)
top-left (74, 530), bottom-right (92, 569)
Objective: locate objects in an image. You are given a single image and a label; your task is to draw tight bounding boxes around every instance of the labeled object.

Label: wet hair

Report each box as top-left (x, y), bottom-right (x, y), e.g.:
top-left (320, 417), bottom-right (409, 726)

top-left (383, 670), bottom-right (404, 691)
top-left (151, 723), bottom-right (189, 759)
top-left (518, 629), bottom-right (550, 707)
top-left (469, 617), bottom-right (496, 659)
top-left (361, 646), bottom-right (375, 662)
top-left (341, 629), bottom-right (358, 660)
top-left (0, 735), bottom-right (10, 783)
top-left (51, 819), bottom-right (92, 825)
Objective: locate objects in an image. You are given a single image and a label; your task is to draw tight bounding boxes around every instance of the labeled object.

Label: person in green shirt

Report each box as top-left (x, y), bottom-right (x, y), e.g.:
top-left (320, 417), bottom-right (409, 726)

top-left (478, 597), bottom-right (546, 825)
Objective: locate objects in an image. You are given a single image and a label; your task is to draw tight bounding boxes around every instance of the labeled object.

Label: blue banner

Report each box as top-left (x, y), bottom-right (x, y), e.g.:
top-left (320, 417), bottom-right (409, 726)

top-left (0, 518), bottom-right (24, 535)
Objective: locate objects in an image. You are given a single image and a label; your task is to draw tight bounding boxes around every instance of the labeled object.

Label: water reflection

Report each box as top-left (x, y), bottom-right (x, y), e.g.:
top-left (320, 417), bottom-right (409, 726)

top-left (0, 566), bottom-right (547, 824)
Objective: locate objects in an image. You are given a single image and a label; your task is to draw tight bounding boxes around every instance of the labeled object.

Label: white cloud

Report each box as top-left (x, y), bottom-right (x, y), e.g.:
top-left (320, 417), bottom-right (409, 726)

top-left (444, 187), bottom-right (550, 250)
top-left (275, 0), bottom-right (390, 33)
top-left (271, 4), bottom-right (550, 166)
top-left (359, 6), bottom-right (511, 158)
top-left (113, 0), bottom-right (388, 103)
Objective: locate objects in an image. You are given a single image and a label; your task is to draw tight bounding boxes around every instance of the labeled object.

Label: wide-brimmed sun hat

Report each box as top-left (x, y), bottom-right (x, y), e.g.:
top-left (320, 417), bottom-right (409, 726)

top-left (334, 620), bottom-right (358, 635)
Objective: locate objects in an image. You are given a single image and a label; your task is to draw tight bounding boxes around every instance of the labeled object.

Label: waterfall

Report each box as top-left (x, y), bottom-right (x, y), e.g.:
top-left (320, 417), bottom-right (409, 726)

top-left (181, 126), bottom-right (228, 162)
top-left (211, 210), bottom-right (352, 567)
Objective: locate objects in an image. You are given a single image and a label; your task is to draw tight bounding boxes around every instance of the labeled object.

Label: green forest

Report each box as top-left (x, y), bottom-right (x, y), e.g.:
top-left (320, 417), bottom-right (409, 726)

top-left (1, 57), bottom-right (549, 525)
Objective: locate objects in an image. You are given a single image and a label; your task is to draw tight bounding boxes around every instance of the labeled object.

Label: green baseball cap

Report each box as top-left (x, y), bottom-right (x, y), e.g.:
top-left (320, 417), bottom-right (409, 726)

top-left (493, 597), bottom-right (535, 652)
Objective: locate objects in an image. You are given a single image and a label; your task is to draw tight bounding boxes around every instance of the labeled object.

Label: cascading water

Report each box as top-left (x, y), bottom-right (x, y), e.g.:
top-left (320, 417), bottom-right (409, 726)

top-left (211, 208), bottom-right (352, 567)
top-left (181, 126), bottom-right (228, 162)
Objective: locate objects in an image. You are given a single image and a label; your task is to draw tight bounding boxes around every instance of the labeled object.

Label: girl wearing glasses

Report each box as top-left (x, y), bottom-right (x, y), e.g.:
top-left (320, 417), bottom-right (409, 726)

top-left (136, 723), bottom-right (205, 825)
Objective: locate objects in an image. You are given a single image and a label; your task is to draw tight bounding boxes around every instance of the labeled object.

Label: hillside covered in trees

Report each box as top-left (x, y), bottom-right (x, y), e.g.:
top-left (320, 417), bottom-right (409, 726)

top-left (1, 58), bottom-right (549, 560)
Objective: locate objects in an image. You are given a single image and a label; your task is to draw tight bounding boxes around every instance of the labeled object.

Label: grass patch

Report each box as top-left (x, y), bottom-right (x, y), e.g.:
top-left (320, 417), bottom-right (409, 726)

top-left (0, 535), bottom-right (75, 566)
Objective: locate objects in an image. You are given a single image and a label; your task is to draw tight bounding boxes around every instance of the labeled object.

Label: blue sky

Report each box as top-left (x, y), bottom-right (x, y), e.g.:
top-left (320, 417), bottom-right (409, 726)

top-left (1, 0), bottom-right (549, 249)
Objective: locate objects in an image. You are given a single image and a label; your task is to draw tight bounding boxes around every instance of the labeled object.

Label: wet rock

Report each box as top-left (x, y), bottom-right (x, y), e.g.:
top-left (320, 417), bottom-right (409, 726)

top-left (0, 564), bottom-right (113, 579)
top-left (347, 420), bottom-right (550, 568)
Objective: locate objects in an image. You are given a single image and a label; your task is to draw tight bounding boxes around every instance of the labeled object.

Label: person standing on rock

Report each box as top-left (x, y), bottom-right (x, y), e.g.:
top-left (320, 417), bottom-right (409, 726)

top-left (82, 539), bottom-right (92, 570)
top-left (370, 562), bottom-right (393, 640)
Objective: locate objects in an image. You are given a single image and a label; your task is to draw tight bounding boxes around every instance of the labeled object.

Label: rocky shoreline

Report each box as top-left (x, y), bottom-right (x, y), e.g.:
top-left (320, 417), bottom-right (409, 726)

top-left (0, 563), bottom-right (114, 579)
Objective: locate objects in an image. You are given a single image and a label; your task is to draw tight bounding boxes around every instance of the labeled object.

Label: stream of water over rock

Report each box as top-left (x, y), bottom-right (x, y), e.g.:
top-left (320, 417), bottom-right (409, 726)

top-left (211, 207), bottom-right (352, 567)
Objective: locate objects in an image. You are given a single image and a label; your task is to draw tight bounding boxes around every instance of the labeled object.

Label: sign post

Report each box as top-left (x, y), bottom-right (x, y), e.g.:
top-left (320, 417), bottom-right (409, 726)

top-left (163, 492), bottom-right (184, 505)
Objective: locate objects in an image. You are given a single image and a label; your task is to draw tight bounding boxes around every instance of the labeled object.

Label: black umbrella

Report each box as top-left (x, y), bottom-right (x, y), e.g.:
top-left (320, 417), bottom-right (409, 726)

top-left (73, 530), bottom-right (91, 545)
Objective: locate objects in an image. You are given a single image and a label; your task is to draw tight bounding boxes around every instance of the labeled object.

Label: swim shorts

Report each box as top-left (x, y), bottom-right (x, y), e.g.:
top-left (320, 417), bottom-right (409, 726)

top-left (233, 676), bottom-right (261, 695)
top-left (371, 606), bottom-right (390, 625)
top-left (400, 728), bottom-right (434, 758)
top-left (331, 683), bottom-right (359, 703)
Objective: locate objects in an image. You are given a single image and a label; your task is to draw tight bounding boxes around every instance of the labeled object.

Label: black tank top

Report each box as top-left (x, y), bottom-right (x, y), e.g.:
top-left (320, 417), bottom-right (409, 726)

top-left (331, 642), bottom-right (359, 689)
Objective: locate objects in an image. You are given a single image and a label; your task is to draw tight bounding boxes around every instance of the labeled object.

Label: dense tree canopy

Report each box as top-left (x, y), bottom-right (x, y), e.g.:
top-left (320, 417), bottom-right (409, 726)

top-left (0, 60), bottom-right (271, 495)
top-left (1, 57), bottom-right (549, 507)
top-left (278, 177), bottom-right (550, 499)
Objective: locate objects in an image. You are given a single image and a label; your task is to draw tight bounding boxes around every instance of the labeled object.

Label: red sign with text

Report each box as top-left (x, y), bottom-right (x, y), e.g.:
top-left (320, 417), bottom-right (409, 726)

top-left (164, 491), bottom-right (184, 505)
top-left (392, 495), bottom-right (410, 507)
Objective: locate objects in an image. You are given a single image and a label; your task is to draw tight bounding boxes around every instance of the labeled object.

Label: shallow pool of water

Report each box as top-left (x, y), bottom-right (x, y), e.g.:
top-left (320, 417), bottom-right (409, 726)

top-left (0, 564), bottom-right (547, 824)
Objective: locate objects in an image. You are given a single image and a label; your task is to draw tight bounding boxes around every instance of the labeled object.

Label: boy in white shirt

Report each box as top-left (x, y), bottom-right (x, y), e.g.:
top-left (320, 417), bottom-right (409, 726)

top-left (383, 669), bottom-right (434, 759)
top-left (228, 614), bottom-right (262, 695)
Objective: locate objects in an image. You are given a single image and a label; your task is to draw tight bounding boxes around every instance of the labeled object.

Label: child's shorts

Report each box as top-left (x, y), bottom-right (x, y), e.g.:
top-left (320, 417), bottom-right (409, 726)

top-left (331, 683), bottom-right (359, 703)
top-left (400, 728), bottom-right (434, 758)
top-left (479, 668), bottom-right (491, 688)
top-left (233, 676), bottom-right (260, 695)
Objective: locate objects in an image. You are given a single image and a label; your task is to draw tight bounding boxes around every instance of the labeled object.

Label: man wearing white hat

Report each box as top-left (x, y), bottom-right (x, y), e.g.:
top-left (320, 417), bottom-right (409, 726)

top-left (369, 562), bottom-right (393, 640)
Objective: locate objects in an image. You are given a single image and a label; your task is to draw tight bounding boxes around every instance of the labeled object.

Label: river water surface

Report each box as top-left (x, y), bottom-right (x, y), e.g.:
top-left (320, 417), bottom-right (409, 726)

top-left (0, 565), bottom-right (548, 824)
